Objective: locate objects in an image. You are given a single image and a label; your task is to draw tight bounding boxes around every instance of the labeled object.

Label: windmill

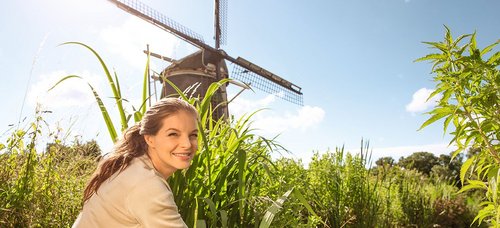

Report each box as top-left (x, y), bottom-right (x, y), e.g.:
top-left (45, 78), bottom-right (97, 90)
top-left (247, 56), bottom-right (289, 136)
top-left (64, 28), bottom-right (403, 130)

top-left (106, 0), bottom-right (303, 119)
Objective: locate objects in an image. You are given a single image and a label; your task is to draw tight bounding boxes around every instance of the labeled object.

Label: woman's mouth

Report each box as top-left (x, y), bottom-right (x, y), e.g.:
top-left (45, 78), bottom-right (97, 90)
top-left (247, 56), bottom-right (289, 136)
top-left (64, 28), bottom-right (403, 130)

top-left (172, 152), bottom-right (192, 158)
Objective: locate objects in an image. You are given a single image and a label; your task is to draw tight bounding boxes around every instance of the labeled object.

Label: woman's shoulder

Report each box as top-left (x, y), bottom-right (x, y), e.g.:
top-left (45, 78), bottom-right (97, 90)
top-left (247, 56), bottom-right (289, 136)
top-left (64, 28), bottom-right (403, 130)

top-left (96, 155), bottom-right (163, 197)
top-left (115, 155), bottom-right (165, 188)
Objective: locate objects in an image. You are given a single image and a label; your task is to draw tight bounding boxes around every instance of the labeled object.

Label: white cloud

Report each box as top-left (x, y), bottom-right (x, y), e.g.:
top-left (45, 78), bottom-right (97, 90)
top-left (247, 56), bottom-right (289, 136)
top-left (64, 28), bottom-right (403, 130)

top-left (28, 70), bottom-right (102, 109)
top-left (229, 95), bottom-right (325, 134)
top-left (405, 88), bottom-right (442, 114)
top-left (229, 94), bottom-right (277, 116)
top-left (100, 16), bottom-right (183, 70)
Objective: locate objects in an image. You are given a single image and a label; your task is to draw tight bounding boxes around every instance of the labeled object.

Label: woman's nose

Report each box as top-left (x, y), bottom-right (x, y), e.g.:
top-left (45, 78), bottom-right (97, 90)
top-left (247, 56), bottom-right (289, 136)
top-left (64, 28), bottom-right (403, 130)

top-left (179, 136), bottom-right (192, 149)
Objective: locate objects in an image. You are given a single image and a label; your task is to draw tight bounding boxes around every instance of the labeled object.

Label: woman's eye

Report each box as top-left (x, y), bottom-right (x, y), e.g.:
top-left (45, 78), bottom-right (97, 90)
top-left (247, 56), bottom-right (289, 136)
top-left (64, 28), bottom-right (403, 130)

top-left (190, 133), bottom-right (198, 138)
top-left (168, 132), bottom-right (179, 137)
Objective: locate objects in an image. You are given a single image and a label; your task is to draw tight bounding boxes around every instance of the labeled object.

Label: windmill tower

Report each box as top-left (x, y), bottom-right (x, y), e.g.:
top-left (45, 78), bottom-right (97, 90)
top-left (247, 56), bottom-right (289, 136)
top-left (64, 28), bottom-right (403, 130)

top-left (106, 0), bottom-right (303, 119)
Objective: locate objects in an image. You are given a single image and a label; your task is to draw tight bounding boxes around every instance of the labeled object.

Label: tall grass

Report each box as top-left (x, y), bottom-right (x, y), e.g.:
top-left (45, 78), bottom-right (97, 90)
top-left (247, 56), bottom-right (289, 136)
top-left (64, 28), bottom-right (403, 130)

top-left (0, 108), bottom-right (99, 227)
top-left (304, 144), bottom-right (381, 228)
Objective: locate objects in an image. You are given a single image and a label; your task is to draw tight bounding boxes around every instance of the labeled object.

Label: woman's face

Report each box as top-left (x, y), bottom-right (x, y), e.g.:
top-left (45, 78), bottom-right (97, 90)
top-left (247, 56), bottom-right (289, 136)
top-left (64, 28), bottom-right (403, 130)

top-left (144, 110), bottom-right (198, 179)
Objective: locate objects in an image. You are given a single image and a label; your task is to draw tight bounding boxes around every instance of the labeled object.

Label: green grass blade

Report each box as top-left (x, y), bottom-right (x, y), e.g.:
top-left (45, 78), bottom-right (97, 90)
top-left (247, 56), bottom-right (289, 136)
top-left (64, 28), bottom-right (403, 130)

top-left (61, 42), bottom-right (128, 131)
top-left (47, 75), bottom-right (82, 92)
top-left (142, 52), bottom-right (150, 114)
top-left (259, 188), bottom-right (293, 228)
top-left (87, 83), bottom-right (118, 142)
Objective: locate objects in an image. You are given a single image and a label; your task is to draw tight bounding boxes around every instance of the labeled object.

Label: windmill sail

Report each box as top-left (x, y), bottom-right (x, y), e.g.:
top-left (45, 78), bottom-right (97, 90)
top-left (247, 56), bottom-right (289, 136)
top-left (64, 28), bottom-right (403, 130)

top-left (231, 57), bottom-right (303, 105)
top-left (215, 0), bottom-right (228, 47)
top-left (107, 0), bottom-right (206, 47)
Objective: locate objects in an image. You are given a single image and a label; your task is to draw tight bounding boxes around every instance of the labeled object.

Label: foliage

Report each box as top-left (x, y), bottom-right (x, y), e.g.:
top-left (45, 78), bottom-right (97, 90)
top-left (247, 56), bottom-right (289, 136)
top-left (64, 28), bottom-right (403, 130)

top-left (398, 151), bottom-right (439, 176)
top-left (0, 109), bottom-right (99, 227)
top-left (375, 156), bottom-right (395, 167)
top-left (166, 80), bottom-right (289, 227)
top-left (0, 114), bottom-right (484, 227)
top-left (416, 26), bottom-right (500, 225)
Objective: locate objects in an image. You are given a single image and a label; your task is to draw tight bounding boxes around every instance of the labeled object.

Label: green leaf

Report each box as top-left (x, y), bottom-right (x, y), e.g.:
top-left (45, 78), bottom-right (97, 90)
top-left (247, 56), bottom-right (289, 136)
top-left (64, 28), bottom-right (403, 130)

top-left (259, 188), bottom-right (293, 228)
top-left (487, 51), bottom-right (500, 65)
top-left (220, 210), bottom-right (228, 228)
top-left (457, 180), bottom-right (487, 194)
top-left (47, 75), bottom-right (82, 92)
top-left (460, 157), bottom-right (475, 184)
top-left (418, 107), bottom-right (452, 130)
top-left (201, 197), bottom-right (218, 224)
top-left (47, 74), bottom-right (118, 142)
top-left (196, 220), bottom-right (207, 228)
top-left (469, 32), bottom-right (477, 52)
top-left (60, 42), bottom-right (128, 133)
top-left (142, 51), bottom-right (150, 114)
top-left (481, 39), bottom-right (499, 55)
top-left (472, 204), bottom-right (494, 225)
top-left (87, 83), bottom-right (118, 142)
top-left (414, 53), bottom-right (445, 62)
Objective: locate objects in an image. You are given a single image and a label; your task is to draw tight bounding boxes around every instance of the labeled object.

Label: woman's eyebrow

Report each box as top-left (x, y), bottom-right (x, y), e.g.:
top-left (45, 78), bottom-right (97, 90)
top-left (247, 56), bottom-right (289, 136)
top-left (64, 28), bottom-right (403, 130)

top-left (164, 128), bottom-right (179, 132)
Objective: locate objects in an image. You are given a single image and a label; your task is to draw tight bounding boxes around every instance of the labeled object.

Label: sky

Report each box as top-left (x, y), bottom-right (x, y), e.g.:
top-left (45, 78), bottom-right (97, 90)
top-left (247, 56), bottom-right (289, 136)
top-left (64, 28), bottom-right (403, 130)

top-left (1, 0), bottom-right (499, 166)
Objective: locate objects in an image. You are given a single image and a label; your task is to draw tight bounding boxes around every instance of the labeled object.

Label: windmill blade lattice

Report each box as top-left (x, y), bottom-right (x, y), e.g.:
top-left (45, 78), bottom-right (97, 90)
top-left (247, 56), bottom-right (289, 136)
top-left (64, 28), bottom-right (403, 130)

top-left (109, 0), bottom-right (205, 44)
top-left (231, 63), bottom-right (303, 106)
top-left (218, 0), bottom-right (228, 45)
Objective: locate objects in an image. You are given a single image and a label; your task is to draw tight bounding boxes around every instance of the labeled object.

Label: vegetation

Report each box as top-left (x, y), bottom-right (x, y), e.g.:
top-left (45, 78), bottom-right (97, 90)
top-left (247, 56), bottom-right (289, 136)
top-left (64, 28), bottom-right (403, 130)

top-left (1, 26), bottom-right (498, 227)
top-left (0, 117), bottom-right (483, 227)
top-left (416, 26), bottom-right (500, 225)
top-left (0, 108), bottom-right (99, 227)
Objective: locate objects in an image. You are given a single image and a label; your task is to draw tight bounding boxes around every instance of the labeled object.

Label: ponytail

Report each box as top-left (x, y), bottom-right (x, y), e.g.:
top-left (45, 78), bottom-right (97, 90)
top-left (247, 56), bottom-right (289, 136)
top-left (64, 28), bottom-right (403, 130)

top-left (83, 124), bottom-right (147, 203)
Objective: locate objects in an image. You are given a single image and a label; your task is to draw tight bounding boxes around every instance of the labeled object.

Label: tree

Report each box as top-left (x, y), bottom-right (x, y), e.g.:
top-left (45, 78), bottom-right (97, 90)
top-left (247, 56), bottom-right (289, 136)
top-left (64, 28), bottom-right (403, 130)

top-left (398, 152), bottom-right (439, 176)
top-left (375, 156), bottom-right (395, 167)
top-left (431, 152), bottom-right (463, 185)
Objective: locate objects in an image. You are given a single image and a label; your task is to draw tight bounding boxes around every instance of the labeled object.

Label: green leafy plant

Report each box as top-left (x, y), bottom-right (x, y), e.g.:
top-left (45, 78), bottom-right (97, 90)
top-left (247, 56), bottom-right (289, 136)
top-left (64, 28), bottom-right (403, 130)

top-left (416, 26), bottom-right (500, 226)
top-left (49, 42), bottom-right (150, 143)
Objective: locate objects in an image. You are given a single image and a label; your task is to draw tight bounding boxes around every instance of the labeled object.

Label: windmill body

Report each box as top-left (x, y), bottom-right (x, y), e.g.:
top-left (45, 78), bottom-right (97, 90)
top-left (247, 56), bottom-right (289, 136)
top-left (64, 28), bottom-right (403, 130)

top-left (160, 50), bottom-right (229, 117)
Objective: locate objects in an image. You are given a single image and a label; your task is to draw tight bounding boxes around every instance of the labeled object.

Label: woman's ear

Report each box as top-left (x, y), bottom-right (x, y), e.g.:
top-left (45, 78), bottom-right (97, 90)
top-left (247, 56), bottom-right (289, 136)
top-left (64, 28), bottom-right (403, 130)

top-left (144, 135), bottom-right (154, 147)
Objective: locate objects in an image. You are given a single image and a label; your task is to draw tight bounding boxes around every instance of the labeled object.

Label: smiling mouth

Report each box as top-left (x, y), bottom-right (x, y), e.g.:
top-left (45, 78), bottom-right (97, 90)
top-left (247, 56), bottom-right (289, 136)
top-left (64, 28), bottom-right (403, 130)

top-left (172, 153), bottom-right (192, 157)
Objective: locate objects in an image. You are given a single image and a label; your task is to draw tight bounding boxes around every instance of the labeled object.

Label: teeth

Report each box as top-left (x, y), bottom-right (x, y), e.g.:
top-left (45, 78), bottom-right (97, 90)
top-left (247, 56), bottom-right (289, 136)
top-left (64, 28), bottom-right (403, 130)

top-left (173, 153), bottom-right (191, 156)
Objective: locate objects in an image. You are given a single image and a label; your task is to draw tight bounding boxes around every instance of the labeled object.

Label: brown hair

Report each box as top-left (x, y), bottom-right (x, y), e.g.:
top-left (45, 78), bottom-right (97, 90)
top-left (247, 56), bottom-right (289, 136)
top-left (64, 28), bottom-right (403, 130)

top-left (82, 98), bottom-right (198, 203)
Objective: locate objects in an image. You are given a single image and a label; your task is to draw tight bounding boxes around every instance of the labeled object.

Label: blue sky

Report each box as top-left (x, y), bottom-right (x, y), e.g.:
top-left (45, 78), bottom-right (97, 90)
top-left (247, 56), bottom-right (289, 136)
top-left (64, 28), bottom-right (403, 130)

top-left (1, 0), bottom-right (499, 165)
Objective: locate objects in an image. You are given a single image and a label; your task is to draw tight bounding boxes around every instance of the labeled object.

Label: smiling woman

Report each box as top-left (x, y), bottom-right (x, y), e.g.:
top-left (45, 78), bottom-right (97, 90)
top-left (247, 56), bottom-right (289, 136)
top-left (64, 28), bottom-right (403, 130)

top-left (72, 97), bottom-right (198, 228)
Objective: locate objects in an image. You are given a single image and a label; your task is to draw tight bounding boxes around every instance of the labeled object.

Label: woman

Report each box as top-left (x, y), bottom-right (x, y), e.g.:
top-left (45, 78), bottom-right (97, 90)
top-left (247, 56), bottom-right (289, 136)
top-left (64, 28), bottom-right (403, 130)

top-left (73, 98), bottom-right (199, 228)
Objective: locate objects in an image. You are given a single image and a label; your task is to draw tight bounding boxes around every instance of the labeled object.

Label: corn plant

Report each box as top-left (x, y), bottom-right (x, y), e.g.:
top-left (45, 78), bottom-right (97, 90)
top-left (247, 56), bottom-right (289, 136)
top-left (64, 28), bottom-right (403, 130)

top-left (416, 26), bottom-right (500, 226)
top-left (50, 42), bottom-right (150, 143)
top-left (163, 78), bottom-right (285, 227)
